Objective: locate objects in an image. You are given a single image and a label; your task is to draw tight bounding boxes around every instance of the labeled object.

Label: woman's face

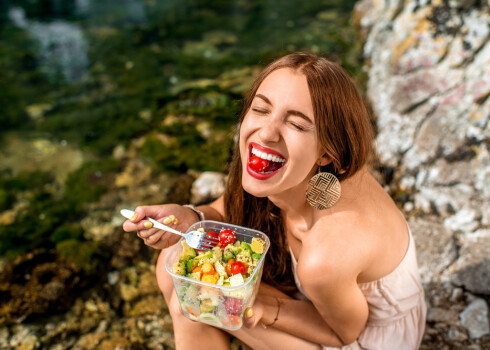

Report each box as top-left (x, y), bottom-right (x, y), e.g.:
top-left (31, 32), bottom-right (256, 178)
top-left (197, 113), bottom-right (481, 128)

top-left (239, 68), bottom-right (323, 198)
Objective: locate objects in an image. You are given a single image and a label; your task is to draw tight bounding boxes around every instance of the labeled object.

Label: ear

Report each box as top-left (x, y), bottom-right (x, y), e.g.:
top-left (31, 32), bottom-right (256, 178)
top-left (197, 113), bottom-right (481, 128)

top-left (317, 154), bottom-right (333, 167)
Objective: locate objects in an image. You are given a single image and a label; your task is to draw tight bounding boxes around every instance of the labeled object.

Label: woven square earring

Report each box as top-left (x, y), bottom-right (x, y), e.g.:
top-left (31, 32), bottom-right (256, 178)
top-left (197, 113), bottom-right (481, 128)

top-left (306, 169), bottom-right (341, 210)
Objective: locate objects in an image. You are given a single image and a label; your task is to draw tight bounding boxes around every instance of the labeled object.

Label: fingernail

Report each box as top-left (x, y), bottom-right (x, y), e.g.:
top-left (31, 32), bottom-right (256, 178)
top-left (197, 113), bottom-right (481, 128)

top-left (245, 307), bottom-right (253, 318)
top-left (130, 213), bottom-right (138, 221)
top-left (143, 221), bottom-right (153, 228)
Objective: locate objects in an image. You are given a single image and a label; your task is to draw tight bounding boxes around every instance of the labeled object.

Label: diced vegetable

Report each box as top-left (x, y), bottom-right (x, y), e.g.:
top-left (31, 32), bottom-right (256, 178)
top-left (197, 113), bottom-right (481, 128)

top-left (240, 241), bottom-right (253, 255)
top-left (229, 273), bottom-right (244, 287)
top-left (173, 261), bottom-right (186, 275)
top-left (223, 244), bottom-right (235, 262)
top-left (251, 237), bottom-right (266, 254)
top-left (180, 240), bottom-right (197, 261)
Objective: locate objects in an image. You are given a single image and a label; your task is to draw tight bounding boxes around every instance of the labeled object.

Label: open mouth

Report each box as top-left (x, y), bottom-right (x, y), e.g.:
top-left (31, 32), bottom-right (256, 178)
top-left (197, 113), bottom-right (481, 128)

top-left (248, 143), bottom-right (286, 175)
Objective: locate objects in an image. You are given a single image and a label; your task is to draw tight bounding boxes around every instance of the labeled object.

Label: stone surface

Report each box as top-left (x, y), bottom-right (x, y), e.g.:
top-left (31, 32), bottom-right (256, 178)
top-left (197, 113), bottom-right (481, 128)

top-left (450, 230), bottom-right (490, 294)
top-left (408, 217), bottom-right (457, 284)
top-left (190, 171), bottom-right (227, 205)
top-left (355, 0), bottom-right (490, 347)
top-left (460, 298), bottom-right (490, 339)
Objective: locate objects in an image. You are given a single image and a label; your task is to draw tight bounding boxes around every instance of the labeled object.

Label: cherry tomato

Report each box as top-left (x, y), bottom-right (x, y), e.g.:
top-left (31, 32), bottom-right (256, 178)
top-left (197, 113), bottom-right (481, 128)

top-left (206, 231), bottom-right (219, 246)
top-left (224, 298), bottom-right (243, 316)
top-left (221, 315), bottom-right (242, 328)
top-left (186, 305), bottom-right (200, 317)
top-left (219, 229), bottom-right (235, 246)
top-left (226, 259), bottom-right (235, 276)
top-left (248, 156), bottom-right (269, 172)
top-left (230, 261), bottom-right (246, 275)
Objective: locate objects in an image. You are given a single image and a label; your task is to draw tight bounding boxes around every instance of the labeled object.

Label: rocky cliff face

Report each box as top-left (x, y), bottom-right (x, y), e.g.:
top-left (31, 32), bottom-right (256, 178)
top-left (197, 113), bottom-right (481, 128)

top-left (355, 0), bottom-right (489, 347)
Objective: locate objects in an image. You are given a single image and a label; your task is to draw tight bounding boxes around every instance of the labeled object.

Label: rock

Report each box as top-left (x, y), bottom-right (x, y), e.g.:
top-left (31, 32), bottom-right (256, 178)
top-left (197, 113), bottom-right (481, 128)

top-left (40, 280), bottom-right (65, 301)
top-left (190, 171), bottom-right (226, 205)
top-left (460, 298), bottom-right (490, 339)
top-left (408, 217), bottom-right (457, 284)
top-left (80, 210), bottom-right (115, 241)
top-left (25, 103), bottom-right (52, 120)
top-left (427, 307), bottom-right (459, 324)
top-left (449, 287), bottom-right (464, 303)
top-left (119, 283), bottom-right (139, 302)
top-left (73, 332), bottom-right (107, 349)
top-left (447, 325), bottom-right (468, 342)
top-left (98, 337), bottom-right (131, 350)
top-left (107, 271), bottom-right (120, 285)
top-left (130, 296), bottom-right (166, 316)
top-left (450, 230), bottom-right (490, 294)
top-left (0, 328), bottom-right (9, 348)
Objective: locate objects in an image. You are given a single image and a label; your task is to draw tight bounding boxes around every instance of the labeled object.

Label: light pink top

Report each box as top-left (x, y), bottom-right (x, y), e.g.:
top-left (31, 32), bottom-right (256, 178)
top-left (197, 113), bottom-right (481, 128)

top-left (290, 227), bottom-right (427, 350)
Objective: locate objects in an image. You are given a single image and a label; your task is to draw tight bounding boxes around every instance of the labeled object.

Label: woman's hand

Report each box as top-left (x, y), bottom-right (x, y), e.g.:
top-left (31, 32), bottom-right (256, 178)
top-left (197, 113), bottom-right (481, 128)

top-left (243, 284), bottom-right (287, 328)
top-left (122, 204), bottom-right (201, 249)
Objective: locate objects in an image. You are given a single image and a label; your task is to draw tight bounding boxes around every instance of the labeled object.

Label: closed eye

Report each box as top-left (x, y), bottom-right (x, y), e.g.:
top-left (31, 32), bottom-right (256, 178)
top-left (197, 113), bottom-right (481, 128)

top-left (252, 108), bottom-right (268, 114)
top-left (290, 122), bottom-right (305, 131)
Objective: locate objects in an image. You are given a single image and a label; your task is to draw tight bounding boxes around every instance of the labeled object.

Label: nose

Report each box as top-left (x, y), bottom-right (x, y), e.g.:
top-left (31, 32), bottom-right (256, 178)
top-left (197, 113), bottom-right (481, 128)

top-left (258, 117), bottom-right (281, 143)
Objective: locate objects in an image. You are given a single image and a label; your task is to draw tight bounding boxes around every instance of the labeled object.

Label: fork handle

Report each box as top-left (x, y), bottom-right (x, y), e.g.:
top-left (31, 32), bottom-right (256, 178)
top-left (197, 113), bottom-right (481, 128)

top-left (120, 209), bottom-right (184, 237)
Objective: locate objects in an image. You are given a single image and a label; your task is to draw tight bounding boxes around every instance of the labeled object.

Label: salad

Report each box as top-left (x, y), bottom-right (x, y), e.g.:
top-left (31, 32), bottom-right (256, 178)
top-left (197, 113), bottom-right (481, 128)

top-left (170, 227), bottom-right (267, 329)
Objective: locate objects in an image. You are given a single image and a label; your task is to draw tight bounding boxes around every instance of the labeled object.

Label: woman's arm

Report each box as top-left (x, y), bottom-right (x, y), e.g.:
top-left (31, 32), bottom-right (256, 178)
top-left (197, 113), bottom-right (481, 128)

top-left (198, 195), bottom-right (225, 221)
top-left (246, 292), bottom-right (345, 346)
top-left (296, 233), bottom-right (370, 346)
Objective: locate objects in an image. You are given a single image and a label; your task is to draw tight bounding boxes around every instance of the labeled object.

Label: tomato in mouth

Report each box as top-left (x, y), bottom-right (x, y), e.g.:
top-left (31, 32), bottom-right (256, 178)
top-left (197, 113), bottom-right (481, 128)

top-left (248, 156), bottom-right (269, 172)
top-left (247, 143), bottom-right (286, 176)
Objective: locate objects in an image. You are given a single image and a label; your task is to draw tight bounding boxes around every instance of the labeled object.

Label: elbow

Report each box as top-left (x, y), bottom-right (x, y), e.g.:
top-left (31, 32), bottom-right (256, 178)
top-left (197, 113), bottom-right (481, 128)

top-left (337, 328), bottom-right (363, 347)
top-left (339, 335), bottom-right (359, 347)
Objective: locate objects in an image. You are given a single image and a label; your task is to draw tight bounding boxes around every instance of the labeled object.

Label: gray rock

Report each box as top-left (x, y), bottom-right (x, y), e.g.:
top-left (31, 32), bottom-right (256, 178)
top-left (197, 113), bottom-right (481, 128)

top-left (190, 171), bottom-right (226, 205)
top-left (450, 230), bottom-right (490, 294)
top-left (408, 217), bottom-right (457, 284)
top-left (460, 298), bottom-right (490, 339)
top-left (447, 325), bottom-right (468, 342)
top-left (427, 307), bottom-right (459, 324)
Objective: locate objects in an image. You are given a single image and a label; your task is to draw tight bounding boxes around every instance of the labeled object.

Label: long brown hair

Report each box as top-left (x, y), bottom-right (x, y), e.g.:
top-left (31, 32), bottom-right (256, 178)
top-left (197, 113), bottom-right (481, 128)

top-left (224, 53), bottom-right (373, 293)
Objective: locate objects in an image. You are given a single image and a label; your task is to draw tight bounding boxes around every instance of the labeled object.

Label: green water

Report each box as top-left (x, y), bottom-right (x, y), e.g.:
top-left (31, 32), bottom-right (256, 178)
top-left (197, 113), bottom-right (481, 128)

top-left (0, 0), bottom-right (362, 259)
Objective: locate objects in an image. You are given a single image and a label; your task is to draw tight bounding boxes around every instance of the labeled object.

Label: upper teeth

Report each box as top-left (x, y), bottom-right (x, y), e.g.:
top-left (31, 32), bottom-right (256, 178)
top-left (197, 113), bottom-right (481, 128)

top-left (251, 147), bottom-right (285, 163)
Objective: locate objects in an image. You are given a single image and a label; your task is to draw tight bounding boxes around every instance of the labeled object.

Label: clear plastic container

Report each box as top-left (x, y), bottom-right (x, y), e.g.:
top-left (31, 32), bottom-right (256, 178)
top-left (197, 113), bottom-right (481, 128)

top-left (165, 220), bottom-right (270, 330)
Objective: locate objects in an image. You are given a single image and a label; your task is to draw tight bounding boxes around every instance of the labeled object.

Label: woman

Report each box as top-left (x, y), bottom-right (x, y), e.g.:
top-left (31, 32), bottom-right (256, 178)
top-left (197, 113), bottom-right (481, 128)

top-left (123, 53), bottom-right (426, 349)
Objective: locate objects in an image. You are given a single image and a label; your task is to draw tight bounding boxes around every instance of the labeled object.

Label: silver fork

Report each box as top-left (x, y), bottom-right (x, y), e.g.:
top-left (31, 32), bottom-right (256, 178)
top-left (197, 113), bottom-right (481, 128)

top-left (120, 209), bottom-right (218, 250)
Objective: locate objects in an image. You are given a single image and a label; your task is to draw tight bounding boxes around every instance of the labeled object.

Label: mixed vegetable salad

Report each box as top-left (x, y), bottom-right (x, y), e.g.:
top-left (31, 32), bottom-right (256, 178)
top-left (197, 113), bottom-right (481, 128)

top-left (170, 227), bottom-right (267, 329)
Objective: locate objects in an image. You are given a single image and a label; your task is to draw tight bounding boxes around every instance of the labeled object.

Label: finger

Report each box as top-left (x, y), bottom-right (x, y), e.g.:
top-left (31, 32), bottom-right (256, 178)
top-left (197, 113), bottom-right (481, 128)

top-left (137, 226), bottom-right (159, 239)
top-left (243, 302), bottom-right (264, 329)
top-left (123, 219), bottom-right (140, 232)
top-left (132, 206), bottom-right (148, 222)
top-left (147, 230), bottom-right (165, 243)
top-left (243, 307), bottom-right (257, 328)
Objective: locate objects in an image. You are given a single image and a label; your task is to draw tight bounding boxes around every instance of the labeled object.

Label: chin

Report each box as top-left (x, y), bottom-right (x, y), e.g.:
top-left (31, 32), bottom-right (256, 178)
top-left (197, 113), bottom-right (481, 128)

top-left (241, 172), bottom-right (270, 198)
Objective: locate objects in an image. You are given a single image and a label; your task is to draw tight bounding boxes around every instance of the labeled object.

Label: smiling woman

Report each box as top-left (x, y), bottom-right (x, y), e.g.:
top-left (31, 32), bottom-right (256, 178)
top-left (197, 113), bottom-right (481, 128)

top-left (123, 52), bottom-right (426, 350)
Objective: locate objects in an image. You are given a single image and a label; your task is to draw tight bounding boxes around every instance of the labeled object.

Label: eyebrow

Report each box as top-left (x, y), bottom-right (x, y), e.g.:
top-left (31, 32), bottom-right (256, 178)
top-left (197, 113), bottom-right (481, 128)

top-left (254, 93), bottom-right (314, 124)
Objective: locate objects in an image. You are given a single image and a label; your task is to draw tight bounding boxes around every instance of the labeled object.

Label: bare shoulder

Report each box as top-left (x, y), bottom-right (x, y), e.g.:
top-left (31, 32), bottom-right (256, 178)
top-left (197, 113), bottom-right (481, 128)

top-left (297, 215), bottom-right (370, 287)
top-left (298, 192), bottom-right (409, 286)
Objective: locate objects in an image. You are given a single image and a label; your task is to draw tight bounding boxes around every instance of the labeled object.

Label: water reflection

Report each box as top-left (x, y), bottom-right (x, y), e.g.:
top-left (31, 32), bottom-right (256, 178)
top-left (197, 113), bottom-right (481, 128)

top-left (9, 7), bottom-right (89, 82)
